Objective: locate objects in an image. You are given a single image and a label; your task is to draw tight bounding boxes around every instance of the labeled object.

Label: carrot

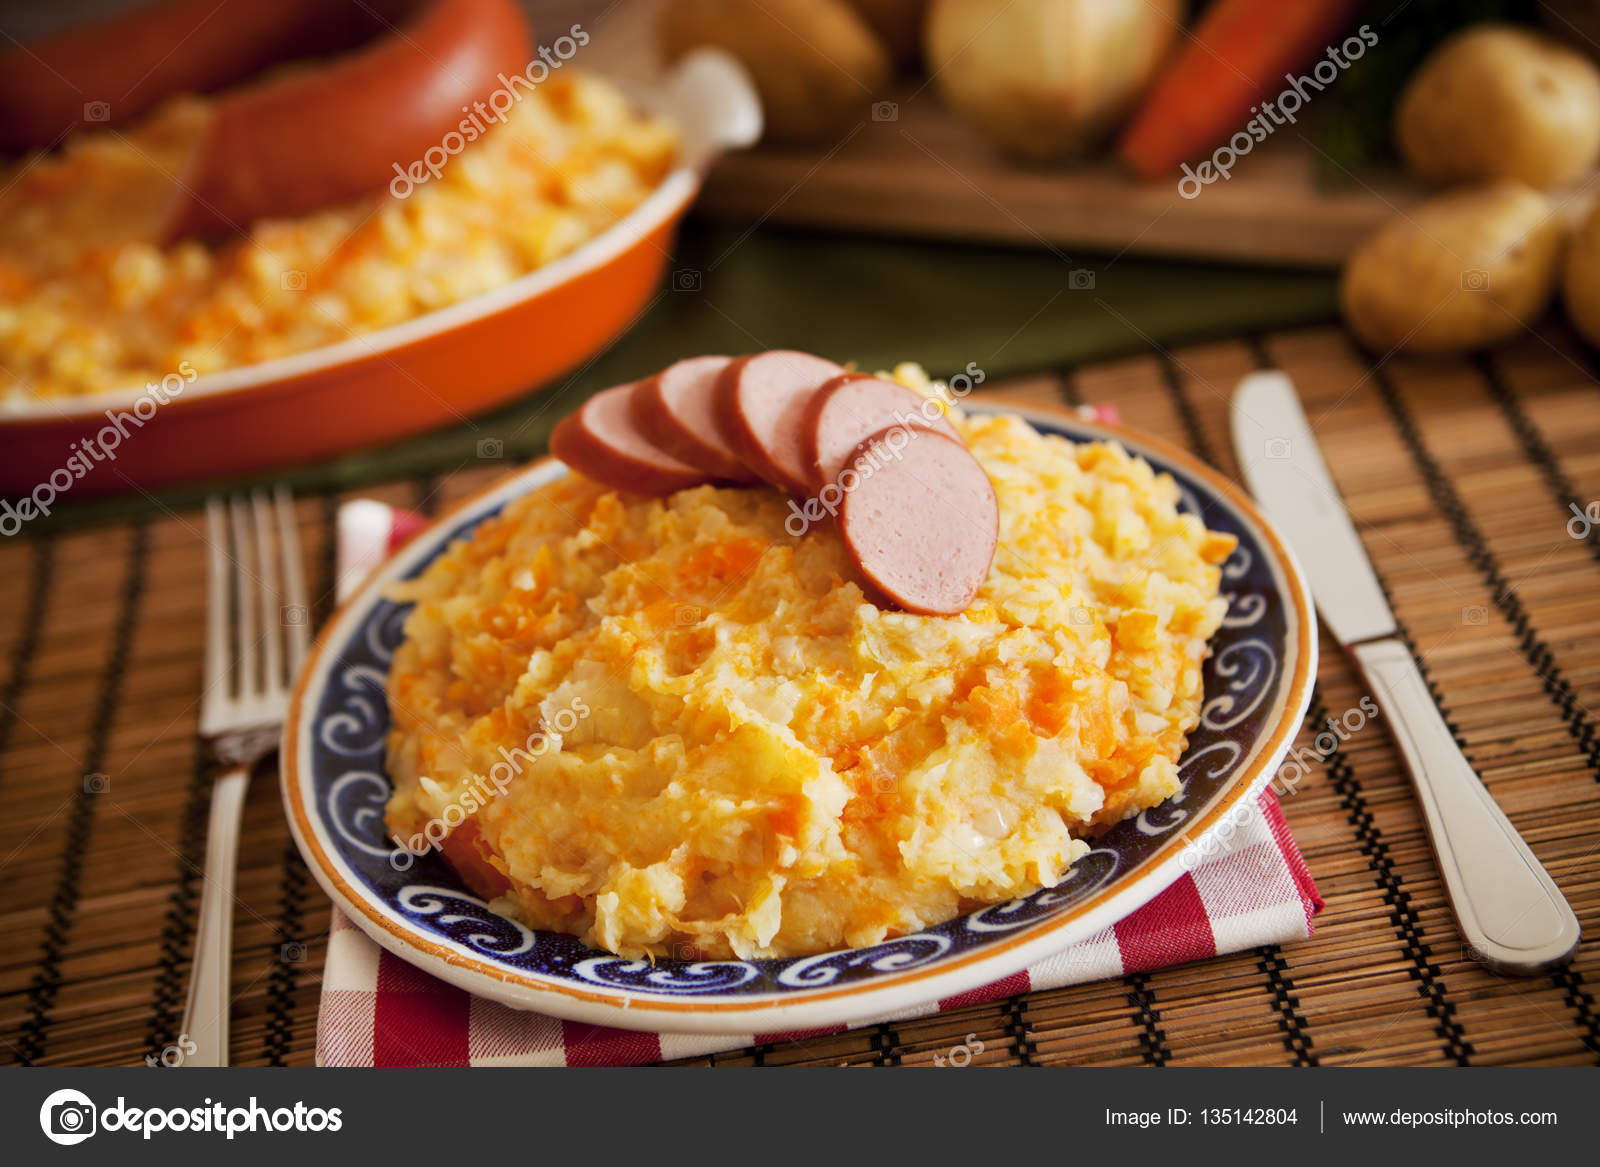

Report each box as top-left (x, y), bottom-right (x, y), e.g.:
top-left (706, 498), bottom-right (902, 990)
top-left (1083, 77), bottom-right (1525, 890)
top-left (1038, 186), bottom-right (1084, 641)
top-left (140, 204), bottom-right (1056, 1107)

top-left (1116, 0), bottom-right (1371, 180)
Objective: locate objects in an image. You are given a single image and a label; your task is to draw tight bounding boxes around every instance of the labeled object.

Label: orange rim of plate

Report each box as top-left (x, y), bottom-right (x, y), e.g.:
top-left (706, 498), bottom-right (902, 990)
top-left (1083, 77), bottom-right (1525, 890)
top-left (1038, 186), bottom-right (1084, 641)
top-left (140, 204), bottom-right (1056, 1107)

top-left (281, 394), bottom-right (1318, 1017)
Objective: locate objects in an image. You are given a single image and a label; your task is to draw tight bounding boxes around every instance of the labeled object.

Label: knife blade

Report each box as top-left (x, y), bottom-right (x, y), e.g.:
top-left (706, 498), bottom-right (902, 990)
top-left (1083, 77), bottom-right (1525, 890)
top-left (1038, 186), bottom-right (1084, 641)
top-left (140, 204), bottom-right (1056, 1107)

top-left (1230, 370), bottom-right (1579, 975)
top-left (1231, 370), bottom-right (1395, 647)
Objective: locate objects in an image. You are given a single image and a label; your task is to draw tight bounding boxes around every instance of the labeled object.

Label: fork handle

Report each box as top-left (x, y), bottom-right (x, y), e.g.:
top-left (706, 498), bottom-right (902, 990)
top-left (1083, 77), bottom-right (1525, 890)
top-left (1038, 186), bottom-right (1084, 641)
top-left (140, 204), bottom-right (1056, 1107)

top-left (1351, 638), bottom-right (1580, 975)
top-left (181, 764), bottom-right (249, 1067)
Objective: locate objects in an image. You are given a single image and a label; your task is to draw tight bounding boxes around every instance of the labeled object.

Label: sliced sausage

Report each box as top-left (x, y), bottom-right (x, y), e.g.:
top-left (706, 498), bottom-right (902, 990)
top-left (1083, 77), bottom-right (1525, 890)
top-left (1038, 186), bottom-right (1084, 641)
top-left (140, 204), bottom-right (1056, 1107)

top-left (838, 425), bottom-right (998, 616)
top-left (630, 356), bottom-right (758, 483)
top-left (715, 350), bottom-right (844, 495)
top-left (550, 383), bottom-right (712, 496)
top-left (803, 372), bottom-right (962, 493)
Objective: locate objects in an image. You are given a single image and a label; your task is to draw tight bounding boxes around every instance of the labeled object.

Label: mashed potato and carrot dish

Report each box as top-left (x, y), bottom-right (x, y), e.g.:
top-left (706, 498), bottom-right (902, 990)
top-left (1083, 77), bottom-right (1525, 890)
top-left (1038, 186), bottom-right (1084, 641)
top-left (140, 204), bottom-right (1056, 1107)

top-left (0, 72), bottom-right (675, 404)
top-left (383, 374), bottom-right (1235, 961)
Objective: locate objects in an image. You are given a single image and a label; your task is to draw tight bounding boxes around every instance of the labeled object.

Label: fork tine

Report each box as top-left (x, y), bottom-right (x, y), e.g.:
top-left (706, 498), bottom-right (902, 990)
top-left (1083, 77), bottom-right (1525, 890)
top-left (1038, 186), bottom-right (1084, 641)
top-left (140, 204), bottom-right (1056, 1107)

top-left (228, 496), bottom-right (259, 703)
top-left (275, 486), bottom-right (310, 679)
top-left (202, 499), bottom-right (230, 722)
top-left (251, 490), bottom-right (283, 695)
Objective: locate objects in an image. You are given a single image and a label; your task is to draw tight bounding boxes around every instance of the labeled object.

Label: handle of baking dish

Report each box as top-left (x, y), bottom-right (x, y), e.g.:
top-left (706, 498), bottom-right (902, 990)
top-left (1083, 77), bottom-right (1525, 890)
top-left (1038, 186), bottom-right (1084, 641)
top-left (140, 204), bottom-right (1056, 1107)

top-left (664, 48), bottom-right (764, 163)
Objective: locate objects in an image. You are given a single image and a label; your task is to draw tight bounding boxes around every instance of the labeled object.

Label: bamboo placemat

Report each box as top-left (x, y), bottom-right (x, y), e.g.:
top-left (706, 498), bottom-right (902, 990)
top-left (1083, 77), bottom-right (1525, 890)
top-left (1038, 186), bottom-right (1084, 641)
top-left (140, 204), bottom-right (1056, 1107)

top-left (0, 322), bottom-right (1595, 1067)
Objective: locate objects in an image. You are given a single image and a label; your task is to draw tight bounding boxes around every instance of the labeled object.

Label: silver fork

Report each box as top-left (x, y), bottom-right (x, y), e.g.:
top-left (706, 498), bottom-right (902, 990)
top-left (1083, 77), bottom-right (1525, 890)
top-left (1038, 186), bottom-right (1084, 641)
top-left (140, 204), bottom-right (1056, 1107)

top-left (182, 488), bottom-right (309, 1067)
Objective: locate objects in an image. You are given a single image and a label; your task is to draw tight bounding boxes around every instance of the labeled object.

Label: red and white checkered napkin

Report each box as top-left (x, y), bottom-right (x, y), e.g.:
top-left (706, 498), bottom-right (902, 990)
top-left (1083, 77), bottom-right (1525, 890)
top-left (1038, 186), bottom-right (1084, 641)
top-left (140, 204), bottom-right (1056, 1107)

top-left (315, 496), bottom-right (1322, 1067)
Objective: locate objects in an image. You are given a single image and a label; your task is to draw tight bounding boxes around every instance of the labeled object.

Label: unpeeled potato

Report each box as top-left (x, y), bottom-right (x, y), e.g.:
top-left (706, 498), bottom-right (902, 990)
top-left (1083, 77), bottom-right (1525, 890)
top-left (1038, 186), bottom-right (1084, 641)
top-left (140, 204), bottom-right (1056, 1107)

top-left (1561, 199), bottom-right (1600, 345)
top-left (1340, 183), bottom-right (1565, 355)
top-left (1396, 24), bottom-right (1600, 189)
top-left (659, 0), bottom-right (891, 144)
top-left (925, 0), bottom-right (1182, 161)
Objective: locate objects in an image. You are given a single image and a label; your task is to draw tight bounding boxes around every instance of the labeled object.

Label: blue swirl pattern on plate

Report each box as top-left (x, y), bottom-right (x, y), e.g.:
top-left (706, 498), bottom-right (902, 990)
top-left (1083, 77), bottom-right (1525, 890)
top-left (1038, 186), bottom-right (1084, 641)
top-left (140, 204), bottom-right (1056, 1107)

top-left (307, 414), bottom-right (1288, 998)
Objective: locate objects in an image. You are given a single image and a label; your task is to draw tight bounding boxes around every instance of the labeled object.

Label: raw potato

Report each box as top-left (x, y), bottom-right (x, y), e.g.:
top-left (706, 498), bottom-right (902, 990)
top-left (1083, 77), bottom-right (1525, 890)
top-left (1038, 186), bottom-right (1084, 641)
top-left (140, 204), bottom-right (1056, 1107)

top-left (1340, 183), bottom-right (1565, 356)
top-left (925, 0), bottom-right (1182, 160)
top-left (659, 0), bottom-right (891, 144)
top-left (1396, 24), bottom-right (1600, 189)
top-left (1561, 199), bottom-right (1600, 345)
top-left (841, 0), bottom-right (931, 68)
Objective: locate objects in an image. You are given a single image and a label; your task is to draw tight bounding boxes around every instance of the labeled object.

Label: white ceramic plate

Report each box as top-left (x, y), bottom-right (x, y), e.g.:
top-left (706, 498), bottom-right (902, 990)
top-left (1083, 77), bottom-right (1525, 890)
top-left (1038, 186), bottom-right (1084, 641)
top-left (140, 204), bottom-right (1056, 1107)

top-left (282, 401), bottom-right (1316, 1034)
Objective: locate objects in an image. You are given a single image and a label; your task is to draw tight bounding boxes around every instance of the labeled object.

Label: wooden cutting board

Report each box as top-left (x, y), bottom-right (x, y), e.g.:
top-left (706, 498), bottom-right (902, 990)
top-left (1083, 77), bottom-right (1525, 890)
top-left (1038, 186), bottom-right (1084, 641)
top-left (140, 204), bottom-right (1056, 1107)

top-left (585, 0), bottom-right (1430, 271)
top-left (691, 92), bottom-right (1417, 270)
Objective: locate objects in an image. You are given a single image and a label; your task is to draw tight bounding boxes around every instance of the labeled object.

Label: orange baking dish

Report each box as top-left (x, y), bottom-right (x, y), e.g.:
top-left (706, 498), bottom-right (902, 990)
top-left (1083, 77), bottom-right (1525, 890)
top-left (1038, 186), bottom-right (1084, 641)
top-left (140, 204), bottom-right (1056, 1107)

top-left (0, 52), bottom-right (760, 500)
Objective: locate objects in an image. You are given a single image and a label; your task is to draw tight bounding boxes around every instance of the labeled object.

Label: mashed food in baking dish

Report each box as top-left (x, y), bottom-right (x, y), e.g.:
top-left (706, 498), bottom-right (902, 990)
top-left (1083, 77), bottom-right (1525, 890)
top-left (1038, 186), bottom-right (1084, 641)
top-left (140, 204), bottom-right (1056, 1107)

top-left (0, 72), bottom-right (675, 403)
top-left (383, 388), bottom-right (1236, 960)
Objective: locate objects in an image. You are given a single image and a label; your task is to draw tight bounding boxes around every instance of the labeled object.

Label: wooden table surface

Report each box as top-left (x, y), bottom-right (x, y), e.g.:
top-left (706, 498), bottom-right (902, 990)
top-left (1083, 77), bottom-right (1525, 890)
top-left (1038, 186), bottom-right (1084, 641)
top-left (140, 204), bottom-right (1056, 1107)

top-left (0, 321), bottom-right (1596, 1066)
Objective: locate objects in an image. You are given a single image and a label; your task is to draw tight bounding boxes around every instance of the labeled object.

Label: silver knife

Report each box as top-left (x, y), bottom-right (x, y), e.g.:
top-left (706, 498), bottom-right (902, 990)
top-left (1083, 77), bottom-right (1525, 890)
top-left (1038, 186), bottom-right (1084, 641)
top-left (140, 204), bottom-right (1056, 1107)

top-left (1232, 370), bottom-right (1579, 975)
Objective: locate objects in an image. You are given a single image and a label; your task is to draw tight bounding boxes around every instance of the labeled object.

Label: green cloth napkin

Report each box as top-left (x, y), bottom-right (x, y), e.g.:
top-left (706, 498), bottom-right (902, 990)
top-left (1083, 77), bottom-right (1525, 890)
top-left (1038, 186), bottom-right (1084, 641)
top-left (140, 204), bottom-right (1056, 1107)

top-left (32, 219), bottom-right (1336, 531)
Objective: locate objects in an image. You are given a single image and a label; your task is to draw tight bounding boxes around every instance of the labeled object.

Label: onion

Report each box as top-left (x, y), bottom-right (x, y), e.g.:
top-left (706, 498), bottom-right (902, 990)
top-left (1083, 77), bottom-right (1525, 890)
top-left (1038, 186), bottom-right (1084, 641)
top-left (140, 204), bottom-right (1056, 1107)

top-left (925, 0), bottom-right (1184, 160)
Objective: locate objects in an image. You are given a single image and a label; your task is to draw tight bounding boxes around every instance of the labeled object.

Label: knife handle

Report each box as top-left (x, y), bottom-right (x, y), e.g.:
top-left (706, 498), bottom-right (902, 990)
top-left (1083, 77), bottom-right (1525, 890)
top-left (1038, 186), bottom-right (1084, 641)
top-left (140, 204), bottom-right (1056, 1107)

top-left (1351, 638), bottom-right (1579, 975)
